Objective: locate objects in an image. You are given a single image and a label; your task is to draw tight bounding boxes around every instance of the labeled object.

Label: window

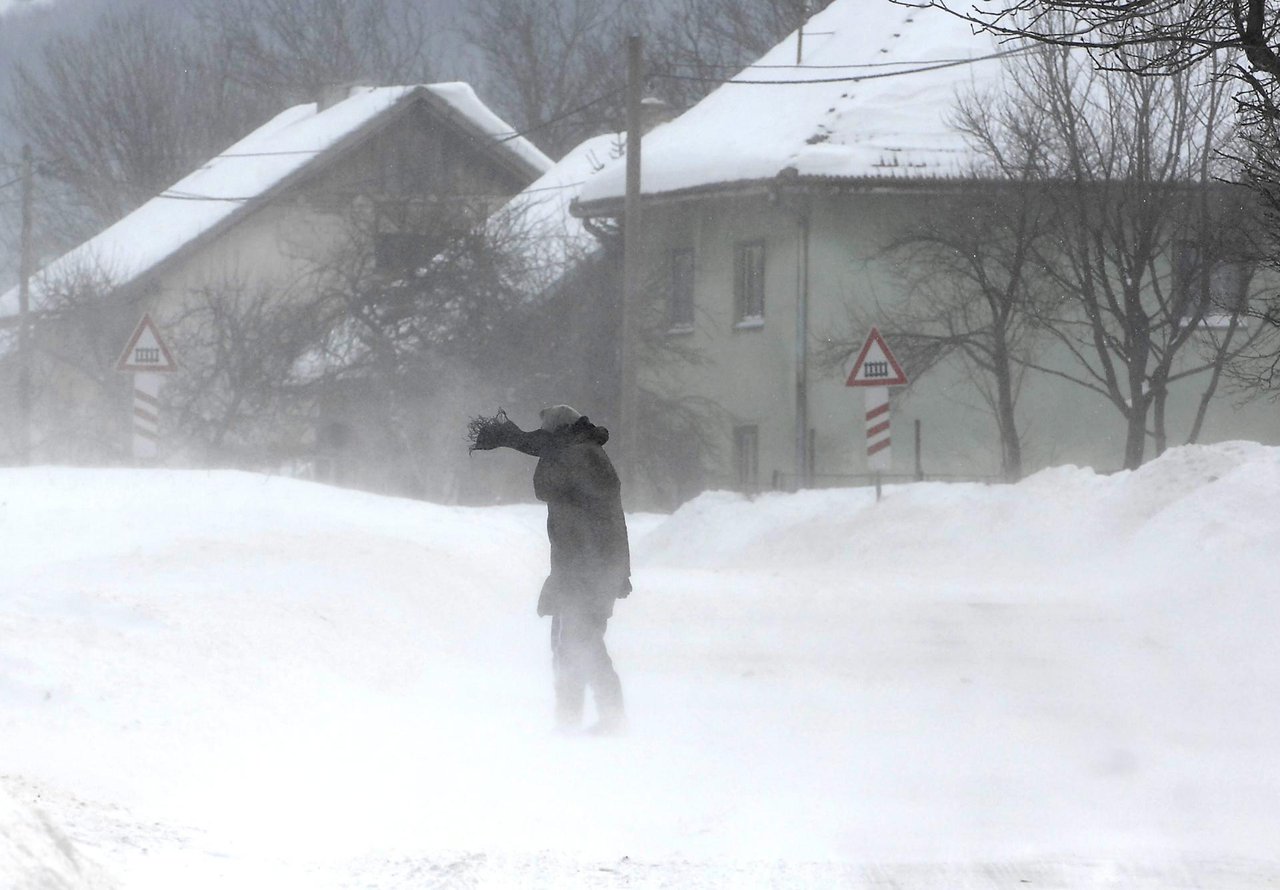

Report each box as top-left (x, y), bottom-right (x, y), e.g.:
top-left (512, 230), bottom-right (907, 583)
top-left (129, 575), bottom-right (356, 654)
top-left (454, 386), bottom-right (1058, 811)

top-left (734, 241), bottom-right (765, 324)
top-left (375, 232), bottom-right (434, 275)
top-left (668, 248), bottom-right (695, 330)
top-left (1174, 239), bottom-right (1252, 327)
top-left (1207, 261), bottom-right (1251, 317)
top-left (734, 425), bottom-right (759, 491)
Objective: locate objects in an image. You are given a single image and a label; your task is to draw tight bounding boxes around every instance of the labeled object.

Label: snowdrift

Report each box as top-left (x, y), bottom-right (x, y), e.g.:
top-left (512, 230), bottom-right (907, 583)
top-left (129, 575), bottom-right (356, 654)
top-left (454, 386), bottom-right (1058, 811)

top-left (642, 439), bottom-right (1277, 583)
top-left (0, 788), bottom-right (112, 890)
top-left (1, 443), bottom-right (1277, 887)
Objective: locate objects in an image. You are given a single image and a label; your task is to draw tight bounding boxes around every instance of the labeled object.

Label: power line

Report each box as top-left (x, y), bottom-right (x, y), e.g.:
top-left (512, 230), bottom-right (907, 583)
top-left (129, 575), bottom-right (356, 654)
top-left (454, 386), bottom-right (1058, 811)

top-left (158, 176), bottom-right (589, 204)
top-left (492, 88), bottom-right (623, 144)
top-left (157, 105), bottom-right (622, 203)
top-left (207, 87), bottom-right (624, 162)
top-left (662, 55), bottom-right (1017, 72)
top-left (652, 46), bottom-right (1032, 86)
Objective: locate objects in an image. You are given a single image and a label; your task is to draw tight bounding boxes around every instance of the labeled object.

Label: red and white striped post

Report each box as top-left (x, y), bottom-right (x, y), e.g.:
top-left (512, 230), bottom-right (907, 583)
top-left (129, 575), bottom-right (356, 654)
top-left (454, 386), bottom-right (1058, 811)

top-left (115, 314), bottom-right (177, 463)
top-left (845, 327), bottom-right (908, 500)
top-left (131, 372), bottom-right (162, 461)
top-left (865, 386), bottom-right (891, 471)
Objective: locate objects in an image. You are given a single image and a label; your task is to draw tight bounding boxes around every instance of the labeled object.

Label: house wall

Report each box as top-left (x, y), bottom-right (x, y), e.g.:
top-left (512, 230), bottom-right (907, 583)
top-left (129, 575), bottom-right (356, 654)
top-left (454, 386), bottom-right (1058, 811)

top-left (632, 188), bottom-right (1280, 499)
top-left (148, 99), bottom-right (531, 314)
top-left (634, 192), bottom-right (800, 491)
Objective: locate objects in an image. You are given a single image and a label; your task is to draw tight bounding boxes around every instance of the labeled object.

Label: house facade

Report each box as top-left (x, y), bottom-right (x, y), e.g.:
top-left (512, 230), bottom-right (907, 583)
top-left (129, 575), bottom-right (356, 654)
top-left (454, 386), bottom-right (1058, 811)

top-left (574, 0), bottom-right (1280, 505)
top-left (0, 84), bottom-right (553, 492)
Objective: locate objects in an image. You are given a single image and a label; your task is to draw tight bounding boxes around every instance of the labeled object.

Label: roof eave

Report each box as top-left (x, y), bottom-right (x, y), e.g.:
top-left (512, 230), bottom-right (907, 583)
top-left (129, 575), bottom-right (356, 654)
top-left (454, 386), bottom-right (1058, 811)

top-left (572, 170), bottom-right (1006, 217)
top-left (573, 169), bottom-right (1252, 218)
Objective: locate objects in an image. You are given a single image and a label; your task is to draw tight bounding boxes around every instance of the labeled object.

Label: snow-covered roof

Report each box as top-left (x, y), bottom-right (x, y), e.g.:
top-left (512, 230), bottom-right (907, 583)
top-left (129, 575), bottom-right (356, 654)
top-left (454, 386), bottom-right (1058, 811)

top-left (491, 132), bottom-right (624, 283)
top-left (0, 0), bottom-right (52, 17)
top-left (576, 0), bottom-right (1012, 208)
top-left (0, 83), bottom-right (552, 319)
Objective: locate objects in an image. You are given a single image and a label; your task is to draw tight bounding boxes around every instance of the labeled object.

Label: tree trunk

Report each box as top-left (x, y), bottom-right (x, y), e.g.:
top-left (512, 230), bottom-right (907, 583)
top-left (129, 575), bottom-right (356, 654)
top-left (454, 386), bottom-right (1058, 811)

top-left (1151, 374), bottom-right (1169, 457)
top-left (1123, 404), bottom-right (1148, 469)
top-left (992, 335), bottom-right (1023, 481)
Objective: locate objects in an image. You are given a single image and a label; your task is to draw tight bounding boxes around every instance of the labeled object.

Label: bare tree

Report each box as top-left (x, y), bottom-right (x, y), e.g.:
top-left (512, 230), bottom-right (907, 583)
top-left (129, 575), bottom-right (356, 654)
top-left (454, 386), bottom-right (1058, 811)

top-left (901, 0), bottom-right (1280, 87)
top-left (649, 0), bottom-right (835, 109)
top-left (908, 1), bottom-right (1280, 408)
top-left (0, 261), bottom-right (134, 463)
top-left (5, 0), bottom-right (440, 253)
top-left (190, 0), bottom-right (438, 107)
top-left (163, 275), bottom-right (342, 466)
top-left (462, 0), bottom-right (836, 157)
top-left (462, 0), bottom-right (640, 157)
top-left (282, 195), bottom-right (618, 497)
top-left (975, 45), bottom-right (1261, 468)
top-left (6, 6), bottom-right (261, 241)
top-left (829, 177), bottom-right (1053, 481)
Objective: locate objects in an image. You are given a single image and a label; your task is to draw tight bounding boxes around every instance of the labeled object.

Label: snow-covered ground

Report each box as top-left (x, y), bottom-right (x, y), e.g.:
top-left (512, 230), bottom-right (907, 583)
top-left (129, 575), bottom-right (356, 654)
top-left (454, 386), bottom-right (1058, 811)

top-left (2, 442), bottom-right (1279, 888)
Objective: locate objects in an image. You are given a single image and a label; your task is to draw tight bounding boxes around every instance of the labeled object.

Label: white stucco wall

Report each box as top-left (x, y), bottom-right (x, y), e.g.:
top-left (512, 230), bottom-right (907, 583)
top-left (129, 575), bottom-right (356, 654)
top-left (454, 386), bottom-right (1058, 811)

top-left (635, 188), bottom-right (1280, 492)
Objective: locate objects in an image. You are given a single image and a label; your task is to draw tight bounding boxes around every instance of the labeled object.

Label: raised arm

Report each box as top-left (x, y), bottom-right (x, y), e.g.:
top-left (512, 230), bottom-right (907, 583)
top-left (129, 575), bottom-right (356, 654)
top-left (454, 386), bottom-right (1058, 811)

top-left (468, 411), bottom-right (557, 457)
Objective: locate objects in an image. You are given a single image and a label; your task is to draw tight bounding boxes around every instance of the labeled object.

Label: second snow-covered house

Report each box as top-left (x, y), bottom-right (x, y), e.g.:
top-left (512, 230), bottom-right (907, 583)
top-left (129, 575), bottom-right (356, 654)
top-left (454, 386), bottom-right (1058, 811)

top-left (573, 0), bottom-right (1280, 502)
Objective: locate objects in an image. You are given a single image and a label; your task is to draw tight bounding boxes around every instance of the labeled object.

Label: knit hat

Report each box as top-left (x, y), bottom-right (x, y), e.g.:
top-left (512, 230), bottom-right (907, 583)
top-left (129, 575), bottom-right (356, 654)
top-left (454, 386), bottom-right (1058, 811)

top-left (539, 404), bottom-right (582, 432)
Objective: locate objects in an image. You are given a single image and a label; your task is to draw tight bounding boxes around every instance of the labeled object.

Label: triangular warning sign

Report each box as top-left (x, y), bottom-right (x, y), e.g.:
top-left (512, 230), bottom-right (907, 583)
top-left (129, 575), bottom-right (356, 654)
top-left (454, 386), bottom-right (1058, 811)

top-left (116, 314), bottom-right (178, 372)
top-left (845, 326), bottom-right (908, 387)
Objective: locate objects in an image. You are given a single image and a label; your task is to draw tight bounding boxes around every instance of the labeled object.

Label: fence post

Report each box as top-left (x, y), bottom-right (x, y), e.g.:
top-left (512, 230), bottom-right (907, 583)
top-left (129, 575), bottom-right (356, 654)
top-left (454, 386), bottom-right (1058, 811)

top-left (914, 419), bottom-right (923, 481)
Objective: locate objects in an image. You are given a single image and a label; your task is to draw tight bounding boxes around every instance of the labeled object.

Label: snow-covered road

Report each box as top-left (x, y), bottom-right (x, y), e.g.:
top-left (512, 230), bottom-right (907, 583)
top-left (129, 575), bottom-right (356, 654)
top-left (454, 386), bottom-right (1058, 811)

top-left (2, 443), bottom-right (1279, 887)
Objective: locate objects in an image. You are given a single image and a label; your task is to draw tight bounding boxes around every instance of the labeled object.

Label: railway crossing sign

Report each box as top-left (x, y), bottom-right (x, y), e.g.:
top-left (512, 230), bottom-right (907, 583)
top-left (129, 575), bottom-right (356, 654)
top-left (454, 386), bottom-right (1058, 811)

top-left (845, 327), bottom-right (908, 473)
top-left (116, 314), bottom-right (178, 373)
top-left (845, 326), bottom-right (908, 388)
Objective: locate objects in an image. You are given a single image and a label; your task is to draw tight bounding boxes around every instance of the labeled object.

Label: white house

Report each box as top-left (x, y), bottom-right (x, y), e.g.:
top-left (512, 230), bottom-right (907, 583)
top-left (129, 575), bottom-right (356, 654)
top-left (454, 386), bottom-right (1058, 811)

top-left (573, 0), bottom-right (1279, 502)
top-left (0, 83), bottom-right (552, 477)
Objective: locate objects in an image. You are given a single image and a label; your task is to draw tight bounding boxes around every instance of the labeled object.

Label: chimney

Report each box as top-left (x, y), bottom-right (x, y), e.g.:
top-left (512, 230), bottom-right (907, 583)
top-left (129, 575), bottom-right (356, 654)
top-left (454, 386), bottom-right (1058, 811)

top-left (317, 83), bottom-right (364, 112)
top-left (640, 96), bottom-right (676, 133)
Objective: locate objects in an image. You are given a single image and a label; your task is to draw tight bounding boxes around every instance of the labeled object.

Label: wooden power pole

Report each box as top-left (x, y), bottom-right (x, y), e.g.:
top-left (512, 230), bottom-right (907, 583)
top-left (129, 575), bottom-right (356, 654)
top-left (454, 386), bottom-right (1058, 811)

top-left (620, 34), bottom-right (643, 497)
top-left (17, 144), bottom-right (34, 465)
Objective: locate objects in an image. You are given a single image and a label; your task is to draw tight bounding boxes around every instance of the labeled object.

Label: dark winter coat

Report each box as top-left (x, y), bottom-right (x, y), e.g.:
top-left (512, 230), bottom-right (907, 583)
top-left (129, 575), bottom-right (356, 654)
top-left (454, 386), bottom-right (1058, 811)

top-left (480, 417), bottom-right (631, 617)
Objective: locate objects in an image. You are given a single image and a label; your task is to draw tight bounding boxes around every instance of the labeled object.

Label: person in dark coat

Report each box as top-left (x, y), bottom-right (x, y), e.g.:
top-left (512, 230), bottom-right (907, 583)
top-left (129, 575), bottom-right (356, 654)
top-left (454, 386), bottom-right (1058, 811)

top-left (469, 405), bottom-right (630, 733)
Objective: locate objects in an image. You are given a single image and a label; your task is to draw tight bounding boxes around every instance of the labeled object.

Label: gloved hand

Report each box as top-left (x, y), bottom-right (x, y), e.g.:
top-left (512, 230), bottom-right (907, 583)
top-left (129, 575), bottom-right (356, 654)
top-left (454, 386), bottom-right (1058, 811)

top-left (467, 410), bottom-right (520, 451)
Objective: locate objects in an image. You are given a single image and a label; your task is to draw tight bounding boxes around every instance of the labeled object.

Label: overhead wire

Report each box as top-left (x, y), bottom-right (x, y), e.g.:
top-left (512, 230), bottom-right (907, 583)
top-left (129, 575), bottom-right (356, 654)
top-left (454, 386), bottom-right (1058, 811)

top-left (661, 55), bottom-right (1014, 71)
top-left (154, 90), bottom-right (626, 203)
top-left (23, 47), bottom-right (1025, 207)
top-left (650, 45), bottom-right (1034, 86)
top-left (210, 87), bottom-right (624, 161)
top-left (157, 174), bottom-right (591, 204)
top-left (16, 46), bottom-right (1014, 203)
top-left (492, 88), bottom-right (623, 144)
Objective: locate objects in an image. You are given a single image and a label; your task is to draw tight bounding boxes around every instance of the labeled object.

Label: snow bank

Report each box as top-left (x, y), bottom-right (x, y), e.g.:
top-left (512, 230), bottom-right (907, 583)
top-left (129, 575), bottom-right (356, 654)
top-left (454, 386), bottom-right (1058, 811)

top-left (0, 788), bottom-right (112, 889)
top-left (1, 442), bottom-right (1278, 886)
top-left (0, 0), bottom-right (52, 18)
top-left (643, 440), bottom-right (1277, 588)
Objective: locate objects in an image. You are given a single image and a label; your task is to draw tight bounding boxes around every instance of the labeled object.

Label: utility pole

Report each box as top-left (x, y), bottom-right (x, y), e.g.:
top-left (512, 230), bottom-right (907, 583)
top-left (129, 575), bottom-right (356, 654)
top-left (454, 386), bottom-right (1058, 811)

top-left (620, 34), bottom-right (643, 498)
top-left (796, 0), bottom-right (808, 65)
top-left (17, 144), bottom-right (34, 465)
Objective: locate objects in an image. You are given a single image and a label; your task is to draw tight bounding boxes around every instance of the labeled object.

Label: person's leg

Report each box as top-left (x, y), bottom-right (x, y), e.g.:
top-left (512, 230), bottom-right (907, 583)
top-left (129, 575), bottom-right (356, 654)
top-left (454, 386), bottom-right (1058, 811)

top-left (551, 613), bottom-right (586, 730)
top-left (580, 612), bottom-right (625, 732)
